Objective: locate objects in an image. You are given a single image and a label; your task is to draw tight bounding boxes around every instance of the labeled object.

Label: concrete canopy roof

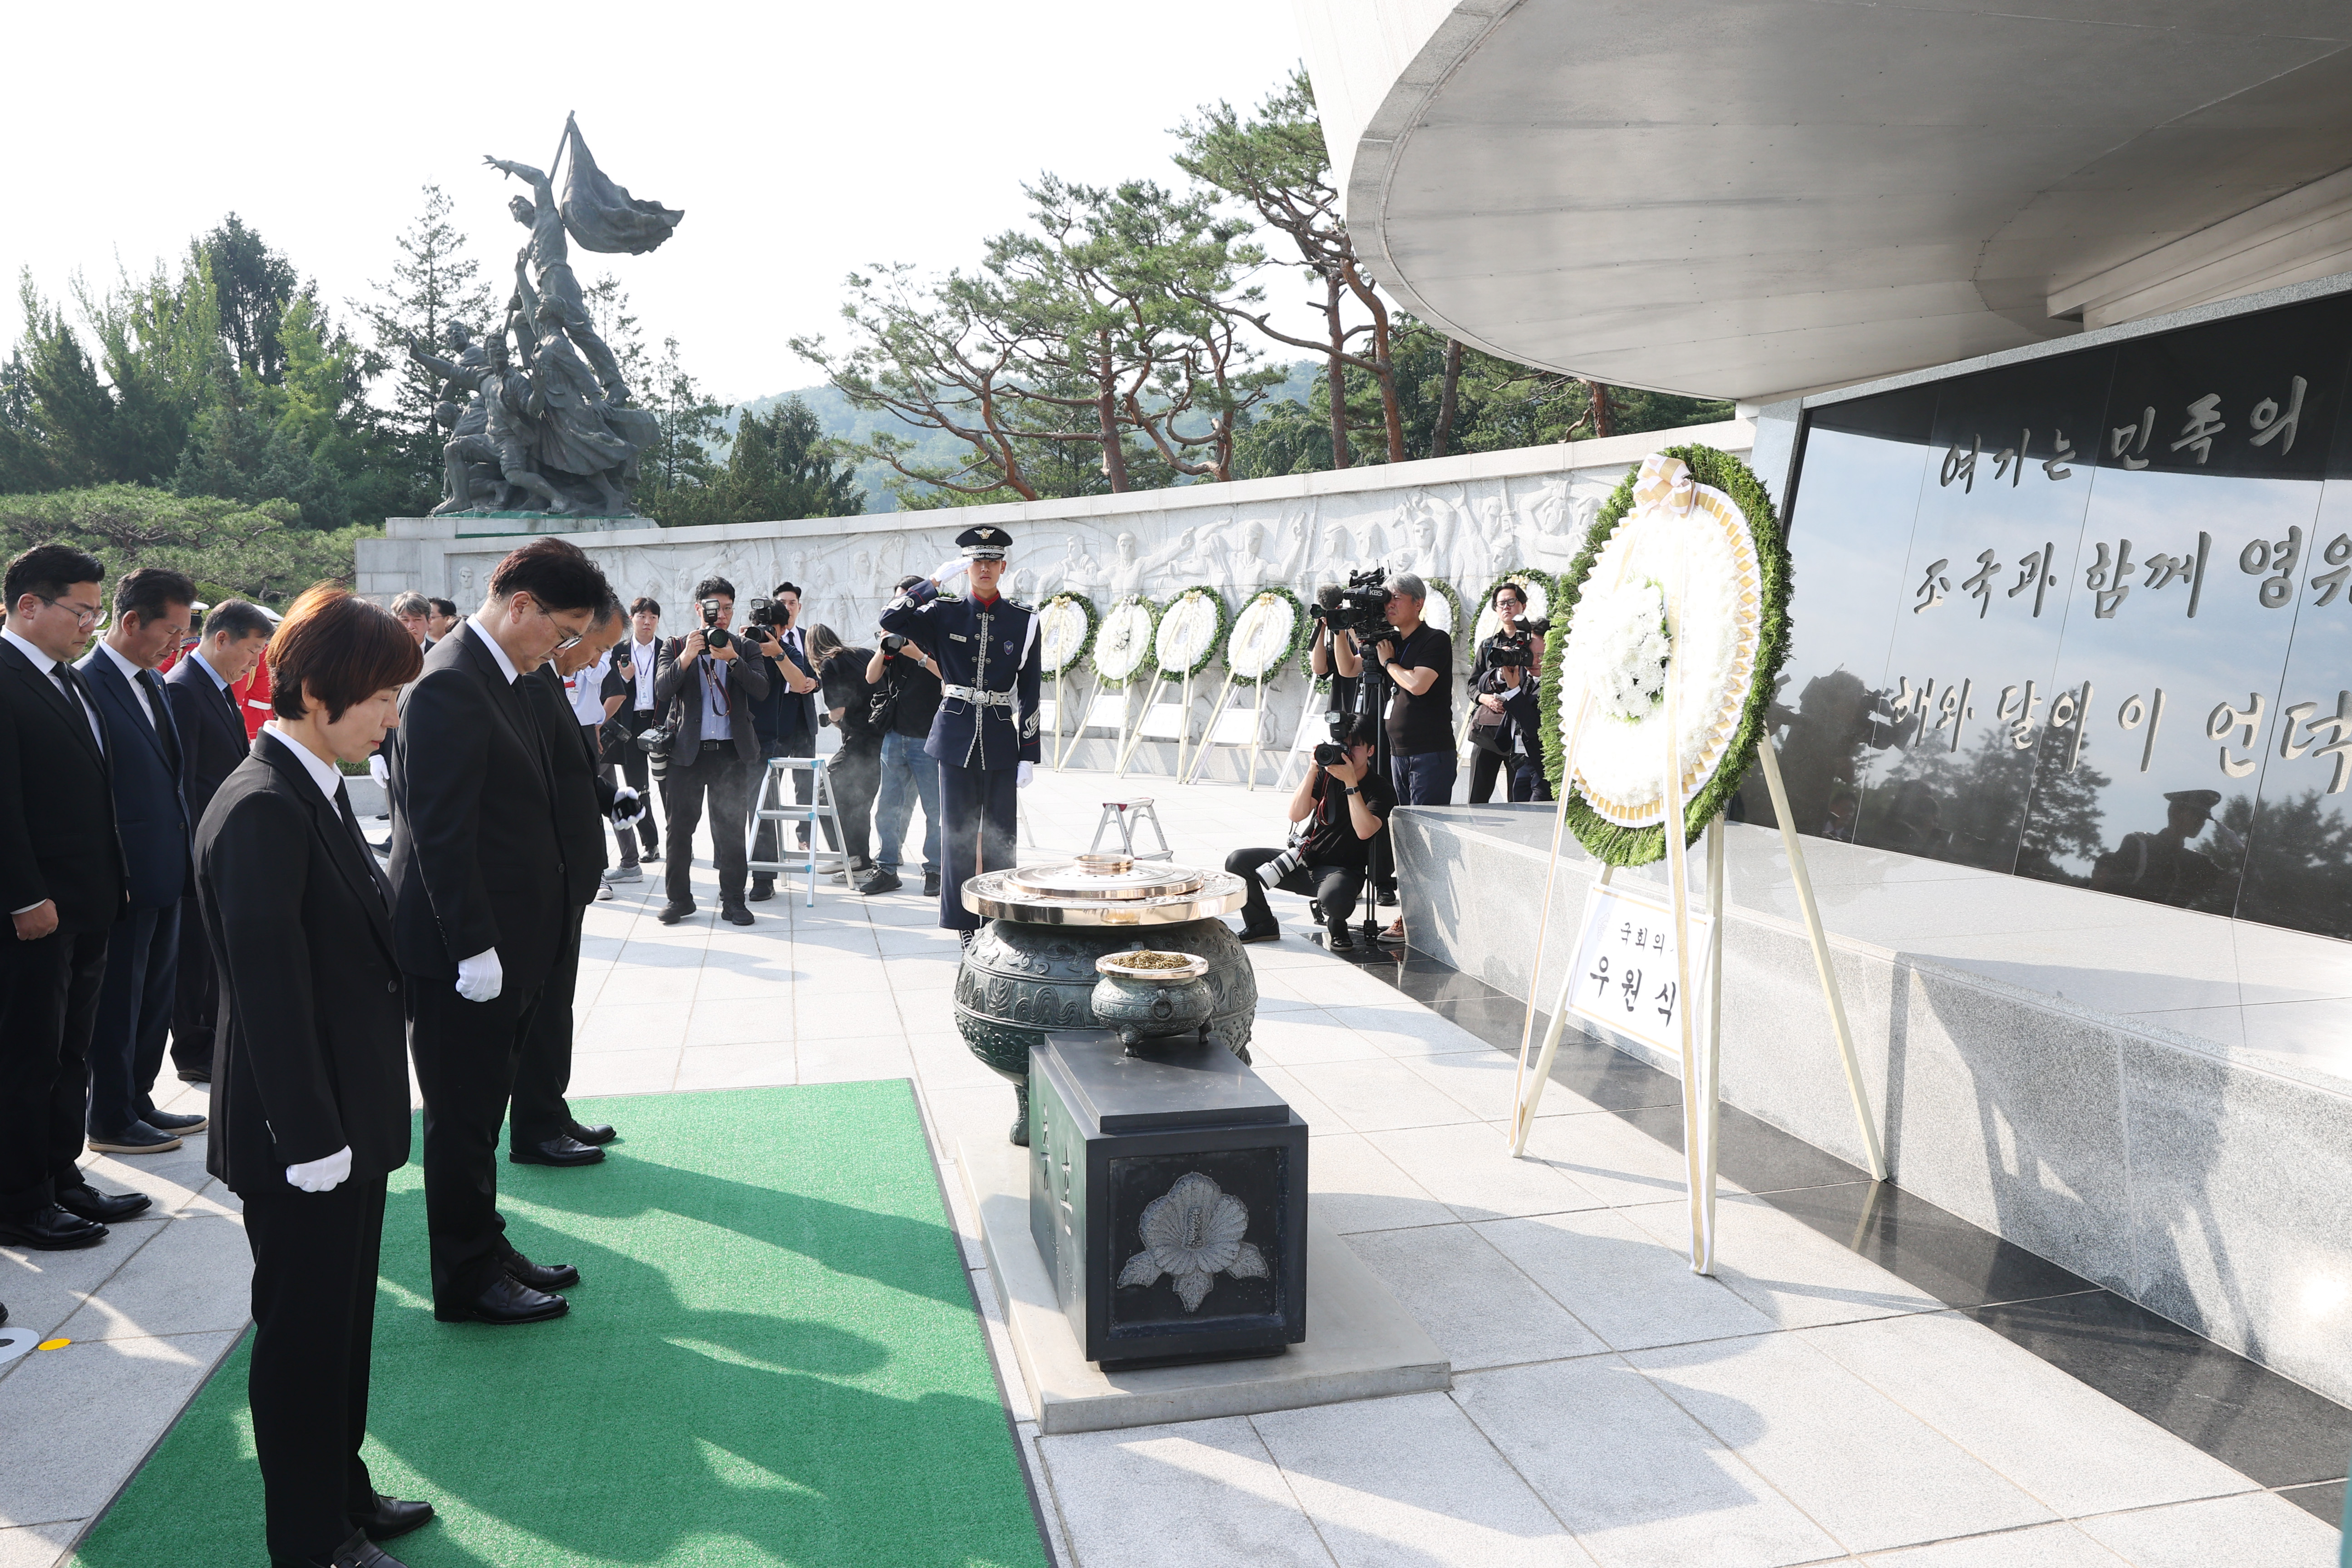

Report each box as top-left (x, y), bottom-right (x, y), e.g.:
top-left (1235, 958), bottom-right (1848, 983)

top-left (1312, 0), bottom-right (2352, 401)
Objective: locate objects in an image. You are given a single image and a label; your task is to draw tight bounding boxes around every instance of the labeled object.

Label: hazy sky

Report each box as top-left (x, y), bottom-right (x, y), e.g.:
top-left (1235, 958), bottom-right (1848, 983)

top-left (11, 0), bottom-right (1313, 404)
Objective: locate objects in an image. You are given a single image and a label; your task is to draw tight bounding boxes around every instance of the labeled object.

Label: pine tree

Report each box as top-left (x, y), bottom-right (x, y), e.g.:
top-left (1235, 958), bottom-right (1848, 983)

top-left (354, 185), bottom-right (493, 511)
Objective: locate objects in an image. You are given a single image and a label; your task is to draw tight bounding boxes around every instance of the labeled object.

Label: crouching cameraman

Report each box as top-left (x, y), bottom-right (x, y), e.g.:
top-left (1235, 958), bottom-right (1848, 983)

top-left (1224, 717), bottom-right (1395, 952)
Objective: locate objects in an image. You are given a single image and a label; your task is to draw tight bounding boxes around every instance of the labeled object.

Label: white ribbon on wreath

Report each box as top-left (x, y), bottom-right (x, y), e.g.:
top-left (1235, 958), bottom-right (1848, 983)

top-left (1226, 592), bottom-right (1297, 682)
top-left (1558, 454), bottom-right (1763, 828)
top-left (1156, 590), bottom-right (1221, 674)
top-left (1094, 599), bottom-right (1155, 683)
top-left (1039, 596), bottom-right (1089, 675)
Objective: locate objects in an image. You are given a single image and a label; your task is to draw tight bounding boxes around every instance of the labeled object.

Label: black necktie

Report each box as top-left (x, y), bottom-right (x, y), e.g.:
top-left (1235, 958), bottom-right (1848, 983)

top-left (222, 679), bottom-right (243, 732)
top-left (138, 669), bottom-right (178, 765)
top-left (55, 662), bottom-right (102, 755)
top-left (331, 782), bottom-right (393, 907)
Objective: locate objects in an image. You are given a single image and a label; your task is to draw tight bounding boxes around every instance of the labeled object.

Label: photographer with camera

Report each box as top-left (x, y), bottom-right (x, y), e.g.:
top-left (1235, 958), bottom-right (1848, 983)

top-left (738, 582), bottom-right (821, 902)
top-left (805, 624), bottom-right (885, 886)
top-left (598, 597), bottom-right (664, 880)
top-left (1467, 583), bottom-right (1550, 804)
top-left (1224, 717), bottom-right (1395, 952)
top-left (651, 577), bottom-right (771, 926)
top-left (863, 578), bottom-right (944, 897)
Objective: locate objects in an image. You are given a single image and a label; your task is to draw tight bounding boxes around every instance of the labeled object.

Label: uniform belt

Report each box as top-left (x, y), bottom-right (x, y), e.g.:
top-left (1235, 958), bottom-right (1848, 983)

top-left (943, 685), bottom-right (1016, 708)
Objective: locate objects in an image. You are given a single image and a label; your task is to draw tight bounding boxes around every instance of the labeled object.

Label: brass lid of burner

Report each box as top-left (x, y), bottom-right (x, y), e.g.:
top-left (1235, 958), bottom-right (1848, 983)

top-left (1004, 860), bottom-right (1211, 902)
top-left (965, 867), bottom-right (1247, 925)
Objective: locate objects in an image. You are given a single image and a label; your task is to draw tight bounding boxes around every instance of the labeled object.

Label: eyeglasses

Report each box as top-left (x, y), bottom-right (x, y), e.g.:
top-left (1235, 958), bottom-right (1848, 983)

top-left (38, 595), bottom-right (101, 630)
top-left (531, 603), bottom-right (584, 653)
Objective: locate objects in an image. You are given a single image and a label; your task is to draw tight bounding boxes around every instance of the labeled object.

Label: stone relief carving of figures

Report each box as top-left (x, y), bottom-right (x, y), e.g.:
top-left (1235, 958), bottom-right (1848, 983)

top-left (1206, 513), bottom-right (1309, 592)
top-left (1514, 474), bottom-right (1593, 574)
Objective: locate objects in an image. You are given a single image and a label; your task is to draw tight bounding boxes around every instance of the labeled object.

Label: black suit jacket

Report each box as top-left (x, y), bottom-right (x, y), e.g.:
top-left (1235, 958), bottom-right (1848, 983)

top-left (653, 635), bottom-right (771, 764)
top-left (197, 731), bottom-right (409, 1192)
top-left (524, 665), bottom-right (617, 907)
top-left (385, 623), bottom-right (567, 987)
top-left (0, 637), bottom-right (128, 932)
top-left (164, 655), bottom-right (251, 829)
top-left (76, 648), bottom-right (192, 910)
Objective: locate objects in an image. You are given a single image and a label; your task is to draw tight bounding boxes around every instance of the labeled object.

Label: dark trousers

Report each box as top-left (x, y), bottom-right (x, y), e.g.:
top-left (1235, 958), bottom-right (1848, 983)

top-left (603, 711), bottom-right (659, 863)
top-left (1224, 848), bottom-right (1362, 934)
top-left (242, 1173), bottom-right (387, 1563)
top-left (0, 926), bottom-right (109, 1218)
top-left (829, 736), bottom-right (883, 868)
top-left (668, 742), bottom-right (751, 907)
top-left (169, 892), bottom-right (217, 1075)
top-left (88, 900), bottom-right (180, 1135)
top-left (1469, 746), bottom-right (1547, 804)
top-left (509, 904), bottom-right (584, 1148)
top-left (937, 763), bottom-right (1017, 931)
top-left (1393, 748), bottom-right (1458, 806)
top-left (409, 978), bottom-right (546, 1306)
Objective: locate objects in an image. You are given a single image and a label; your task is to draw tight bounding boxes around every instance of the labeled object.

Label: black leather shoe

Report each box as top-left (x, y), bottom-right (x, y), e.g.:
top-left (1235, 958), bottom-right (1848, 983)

top-left (272, 1524), bottom-right (411, 1568)
top-left (1237, 924), bottom-right (1281, 943)
top-left (747, 876), bottom-right (774, 902)
top-left (569, 1120), bottom-right (617, 1145)
top-left (0, 1205), bottom-right (108, 1250)
top-left (641, 845), bottom-right (662, 863)
top-left (721, 903), bottom-right (754, 926)
top-left (501, 1250), bottom-right (581, 1291)
top-left (176, 1066), bottom-right (211, 1084)
top-left (510, 1135), bottom-right (604, 1167)
top-left (349, 1493), bottom-right (434, 1543)
top-left (55, 1182), bottom-right (151, 1223)
top-left (433, 1275), bottom-right (567, 1326)
top-left (657, 901), bottom-right (695, 925)
top-left (922, 872), bottom-right (942, 897)
top-left (1326, 924), bottom-right (1357, 953)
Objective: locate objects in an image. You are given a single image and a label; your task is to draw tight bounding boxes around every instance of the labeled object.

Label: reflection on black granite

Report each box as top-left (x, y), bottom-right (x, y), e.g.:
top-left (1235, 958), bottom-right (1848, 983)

top-left (1778, 289), bottom-right (2352, 943)
top-left (1967, 1290), bottom-right (2352, 1489)
top-left (1365, 946), bottom-right (2351, 1496)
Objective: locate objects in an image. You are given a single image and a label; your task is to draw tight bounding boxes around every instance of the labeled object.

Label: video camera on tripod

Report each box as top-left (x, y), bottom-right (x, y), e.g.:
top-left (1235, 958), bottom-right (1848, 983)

top-left (1309, 567), bottom-right (1395, 639)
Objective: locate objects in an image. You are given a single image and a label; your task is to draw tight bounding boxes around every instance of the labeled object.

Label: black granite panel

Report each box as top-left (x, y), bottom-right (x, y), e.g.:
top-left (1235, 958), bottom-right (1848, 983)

top-left (2279, 1479), bottom-right (2345, 1524)
top-left (1612, 1101), bottom-right (1869, 1197)
top-left (1764, 1180), bottom-right (2095, 1309)
top-left (1967, 1290), bottom-right (2352, 1489)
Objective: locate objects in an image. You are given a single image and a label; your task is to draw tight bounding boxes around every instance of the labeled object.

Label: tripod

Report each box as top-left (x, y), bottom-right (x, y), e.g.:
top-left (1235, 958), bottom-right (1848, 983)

top-left (1343, 632), bottom-right (1397, 947)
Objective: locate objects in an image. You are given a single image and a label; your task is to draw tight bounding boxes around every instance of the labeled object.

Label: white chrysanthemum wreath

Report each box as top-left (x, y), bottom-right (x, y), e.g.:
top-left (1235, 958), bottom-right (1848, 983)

top-left (1092, 597), bottom-right (1158, 686)
top-left (1038, 592), bottom-right (1095, 677)
top-left (1570, 578), bottom-right (1671, 725)
top-left (1224, 589), bottom-right (1300, 684)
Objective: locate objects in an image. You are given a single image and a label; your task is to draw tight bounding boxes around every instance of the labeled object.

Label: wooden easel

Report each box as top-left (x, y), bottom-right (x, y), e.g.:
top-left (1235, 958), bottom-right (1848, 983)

top-left (1506, 589), bottom-right (1884, 1278)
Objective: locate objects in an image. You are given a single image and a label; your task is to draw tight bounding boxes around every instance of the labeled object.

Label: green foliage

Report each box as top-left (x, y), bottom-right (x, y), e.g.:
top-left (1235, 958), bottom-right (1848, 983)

top-left (353, 184), bottom-right (495, 513)
top-left (0, 485), bottom-right (374, 604)
top-left (636, 335), bottom-right (732, 504)
top-left (648, 395), bottom-right (862, 527)
top-left (1540, 445), bottom-right (1791, 867)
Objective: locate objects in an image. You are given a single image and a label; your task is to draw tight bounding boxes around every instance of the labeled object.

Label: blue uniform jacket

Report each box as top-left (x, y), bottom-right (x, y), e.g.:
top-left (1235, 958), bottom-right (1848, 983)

top-left (879, 583), bottom-right (1041, 770)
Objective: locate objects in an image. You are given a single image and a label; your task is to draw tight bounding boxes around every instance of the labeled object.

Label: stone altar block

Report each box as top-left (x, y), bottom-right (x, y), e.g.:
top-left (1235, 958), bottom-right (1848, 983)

top-left (1029, 1030), bottom-right (1307, 1367)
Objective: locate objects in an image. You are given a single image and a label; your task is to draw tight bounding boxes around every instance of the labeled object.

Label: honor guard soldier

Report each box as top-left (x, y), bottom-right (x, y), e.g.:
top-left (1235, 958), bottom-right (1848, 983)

top-left (880, 525), bottom-right (1040, 938)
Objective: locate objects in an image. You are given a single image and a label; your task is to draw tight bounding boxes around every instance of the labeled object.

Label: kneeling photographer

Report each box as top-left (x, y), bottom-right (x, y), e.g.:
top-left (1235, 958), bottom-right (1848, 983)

top-left (1224, 717), bottom-right (1395, 952)
top-left (1467, 582), bottom-right (1550, 803)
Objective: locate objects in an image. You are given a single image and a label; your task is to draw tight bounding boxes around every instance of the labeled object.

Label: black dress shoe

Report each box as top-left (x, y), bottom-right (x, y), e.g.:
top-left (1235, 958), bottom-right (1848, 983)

top-left (721, 903), bottom-right (754, 926)
top-left (510, 1135), bottom-right (604, 1167)
top-left (176, 1067), bottom-right (211, 1084)
top-left (272, 1524), bottom-right (411, 1568)
top-left (433, 1275), bottom-right (567, 1326)
top-left (657, 901), bottom-right (695, 925)
top-left (1237, 924), bottom-right (1281, 943)
top-left (568, 1120), bottom-right (617, 1145)
top-left (349, 1493), bottom-right (434, 1543)
top-left (922, 871), bottom-right (942, 897)
top-left (0, 1205), bottom-right (108, 1250)
top-left (55, 1182), bottom-right (150, 1223)
top-left (501, 1251), bottom-right (581, 1291)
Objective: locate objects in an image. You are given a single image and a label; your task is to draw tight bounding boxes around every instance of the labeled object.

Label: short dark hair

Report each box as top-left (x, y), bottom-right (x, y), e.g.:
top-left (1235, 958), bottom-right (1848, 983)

top-left (1492, 582), bottom-right (1526, 605)
top-left (487, 538), bottom-right (610, 614)
top-left (692, 576), bottom-right (736, 602)
top-left (203, 599), bottom-right (274, 643)
top-left (774, 581), bottom-right (801, 599)
top-left (630, 596), bottom-right (661, 618)
top-left (428, 597), bottom-right (457, 618)
top-left (594, 592), bottom-right (626, 631)
top-left (269, 585), bottom-right (424, 724)
top-left (895, 575), bottom-right (923, 593)
top-left (115, 567), bottom-right (198, 626)
top-left (4, 542), bottom-right (105, 614)
top-left (1344, 715), bottom-right (1379, 751)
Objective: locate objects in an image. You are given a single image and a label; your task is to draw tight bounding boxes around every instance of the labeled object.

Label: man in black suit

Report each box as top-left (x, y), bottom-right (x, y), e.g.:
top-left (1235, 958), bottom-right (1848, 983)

top-left (597, 596), bottom-right (664, 882)
top-left (0, 543), bottom-right (143, 1251)
top-left (512, 596), bottom-right (635, 1168)
top-left (197, 585), bottom-right (433, 1568)
top-left (164, 599), bottom-right (275, 1085)
top-left (654, 576), bottom-right (771, 927)
top-left (388, 537), bottom-right (608, 1326)
top-left (79, 567), bottom-right (202, 1157)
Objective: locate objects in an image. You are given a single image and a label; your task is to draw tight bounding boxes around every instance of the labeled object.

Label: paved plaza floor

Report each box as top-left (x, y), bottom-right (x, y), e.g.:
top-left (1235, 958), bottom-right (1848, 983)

top-left (1, 764), bottom-right (2344, 1567)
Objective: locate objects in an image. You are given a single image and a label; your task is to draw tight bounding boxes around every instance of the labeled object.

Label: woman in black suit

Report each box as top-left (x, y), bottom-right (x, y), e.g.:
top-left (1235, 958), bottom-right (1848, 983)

top-left (195, 586), bottom-right (431, 1568)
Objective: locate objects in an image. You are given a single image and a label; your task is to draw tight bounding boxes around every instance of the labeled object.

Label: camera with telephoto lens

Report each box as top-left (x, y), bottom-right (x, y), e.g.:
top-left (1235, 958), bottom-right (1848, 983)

top-left (699, 597), bottom-right (731, 651)
top-left (1488, 631), bottom-right (1533, 673)
top-left (1255, 845), bottom-right (1307, 889)
top-left (1309, 567), bottom-right (1394, 636)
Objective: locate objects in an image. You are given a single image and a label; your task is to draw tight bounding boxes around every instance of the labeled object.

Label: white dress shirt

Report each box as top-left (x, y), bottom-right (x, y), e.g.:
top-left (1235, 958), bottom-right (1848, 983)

top-left (3, 624), bottom-right (104, 754)
top-left (263, 720), bottom-right (346, 803)
top-left (564, 650), bottom-right (611, 726)
top-left (699, 656), bottom-right (732, 741)
top-left (97, 641), bottom-right (159, 731)
top-left (628, 636), bottom-right (657, 710)
top-left (466, 615), bottom-right (521, 684)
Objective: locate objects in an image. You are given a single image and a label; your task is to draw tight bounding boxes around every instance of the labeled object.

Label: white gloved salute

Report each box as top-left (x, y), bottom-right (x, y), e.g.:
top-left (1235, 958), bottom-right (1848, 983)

top-left (610, 786), bottom-right (645, 828)
top-left (1016, 760), bottom-right (1035, 789)
top-left (368, 752), bottom-right (390, 788)
top-left (286, 1145), bottom-right (352, 1193)
top-left (931, 557), bottom-right (971, 587)
top-left (454, 947), bottom-right (503, 1003)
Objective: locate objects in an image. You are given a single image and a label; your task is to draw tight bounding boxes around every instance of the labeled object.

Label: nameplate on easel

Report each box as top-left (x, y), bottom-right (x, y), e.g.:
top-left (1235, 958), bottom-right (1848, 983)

top-left (1565, 884), bottom-right (1712, 1056)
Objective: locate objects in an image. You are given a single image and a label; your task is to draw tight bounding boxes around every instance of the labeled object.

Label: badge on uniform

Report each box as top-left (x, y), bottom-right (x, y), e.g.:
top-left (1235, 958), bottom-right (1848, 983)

top-left (1002, 639), bottom-right (1015, 654)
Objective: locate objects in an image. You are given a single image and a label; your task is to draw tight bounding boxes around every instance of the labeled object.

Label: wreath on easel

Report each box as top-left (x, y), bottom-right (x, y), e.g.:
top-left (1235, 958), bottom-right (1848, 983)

top-left (1154, 585), bottom-right (1229, 682)
top-left (1225, 585), bottom-right (1307, 687)
top-left (1037, 591), bottom-right (1098, 679)
top-left (1091, 596), bottom-right (1160, 689)
top-left (1541, 445), bottom-right (1792, 867)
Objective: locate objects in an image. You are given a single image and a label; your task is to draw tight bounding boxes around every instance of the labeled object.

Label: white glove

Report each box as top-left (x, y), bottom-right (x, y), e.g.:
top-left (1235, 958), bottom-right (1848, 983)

top-left (1016, 761), bottom-right (1035, 789)
top-left (932, 557), bottom-right (971, 586)
top-left (454, 947), bottom-right (503, 1003)
top-left (368, 753), bottom-right (389, 788)
top-left (286, 1145), bottom-right (352, 1193)
top-left (609, 786), bottom-right (644, 828)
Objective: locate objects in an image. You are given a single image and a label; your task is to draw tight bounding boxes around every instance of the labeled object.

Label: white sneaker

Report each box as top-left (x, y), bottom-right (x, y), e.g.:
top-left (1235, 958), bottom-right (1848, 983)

top-left (596, 883), bottom-right (615, 900)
